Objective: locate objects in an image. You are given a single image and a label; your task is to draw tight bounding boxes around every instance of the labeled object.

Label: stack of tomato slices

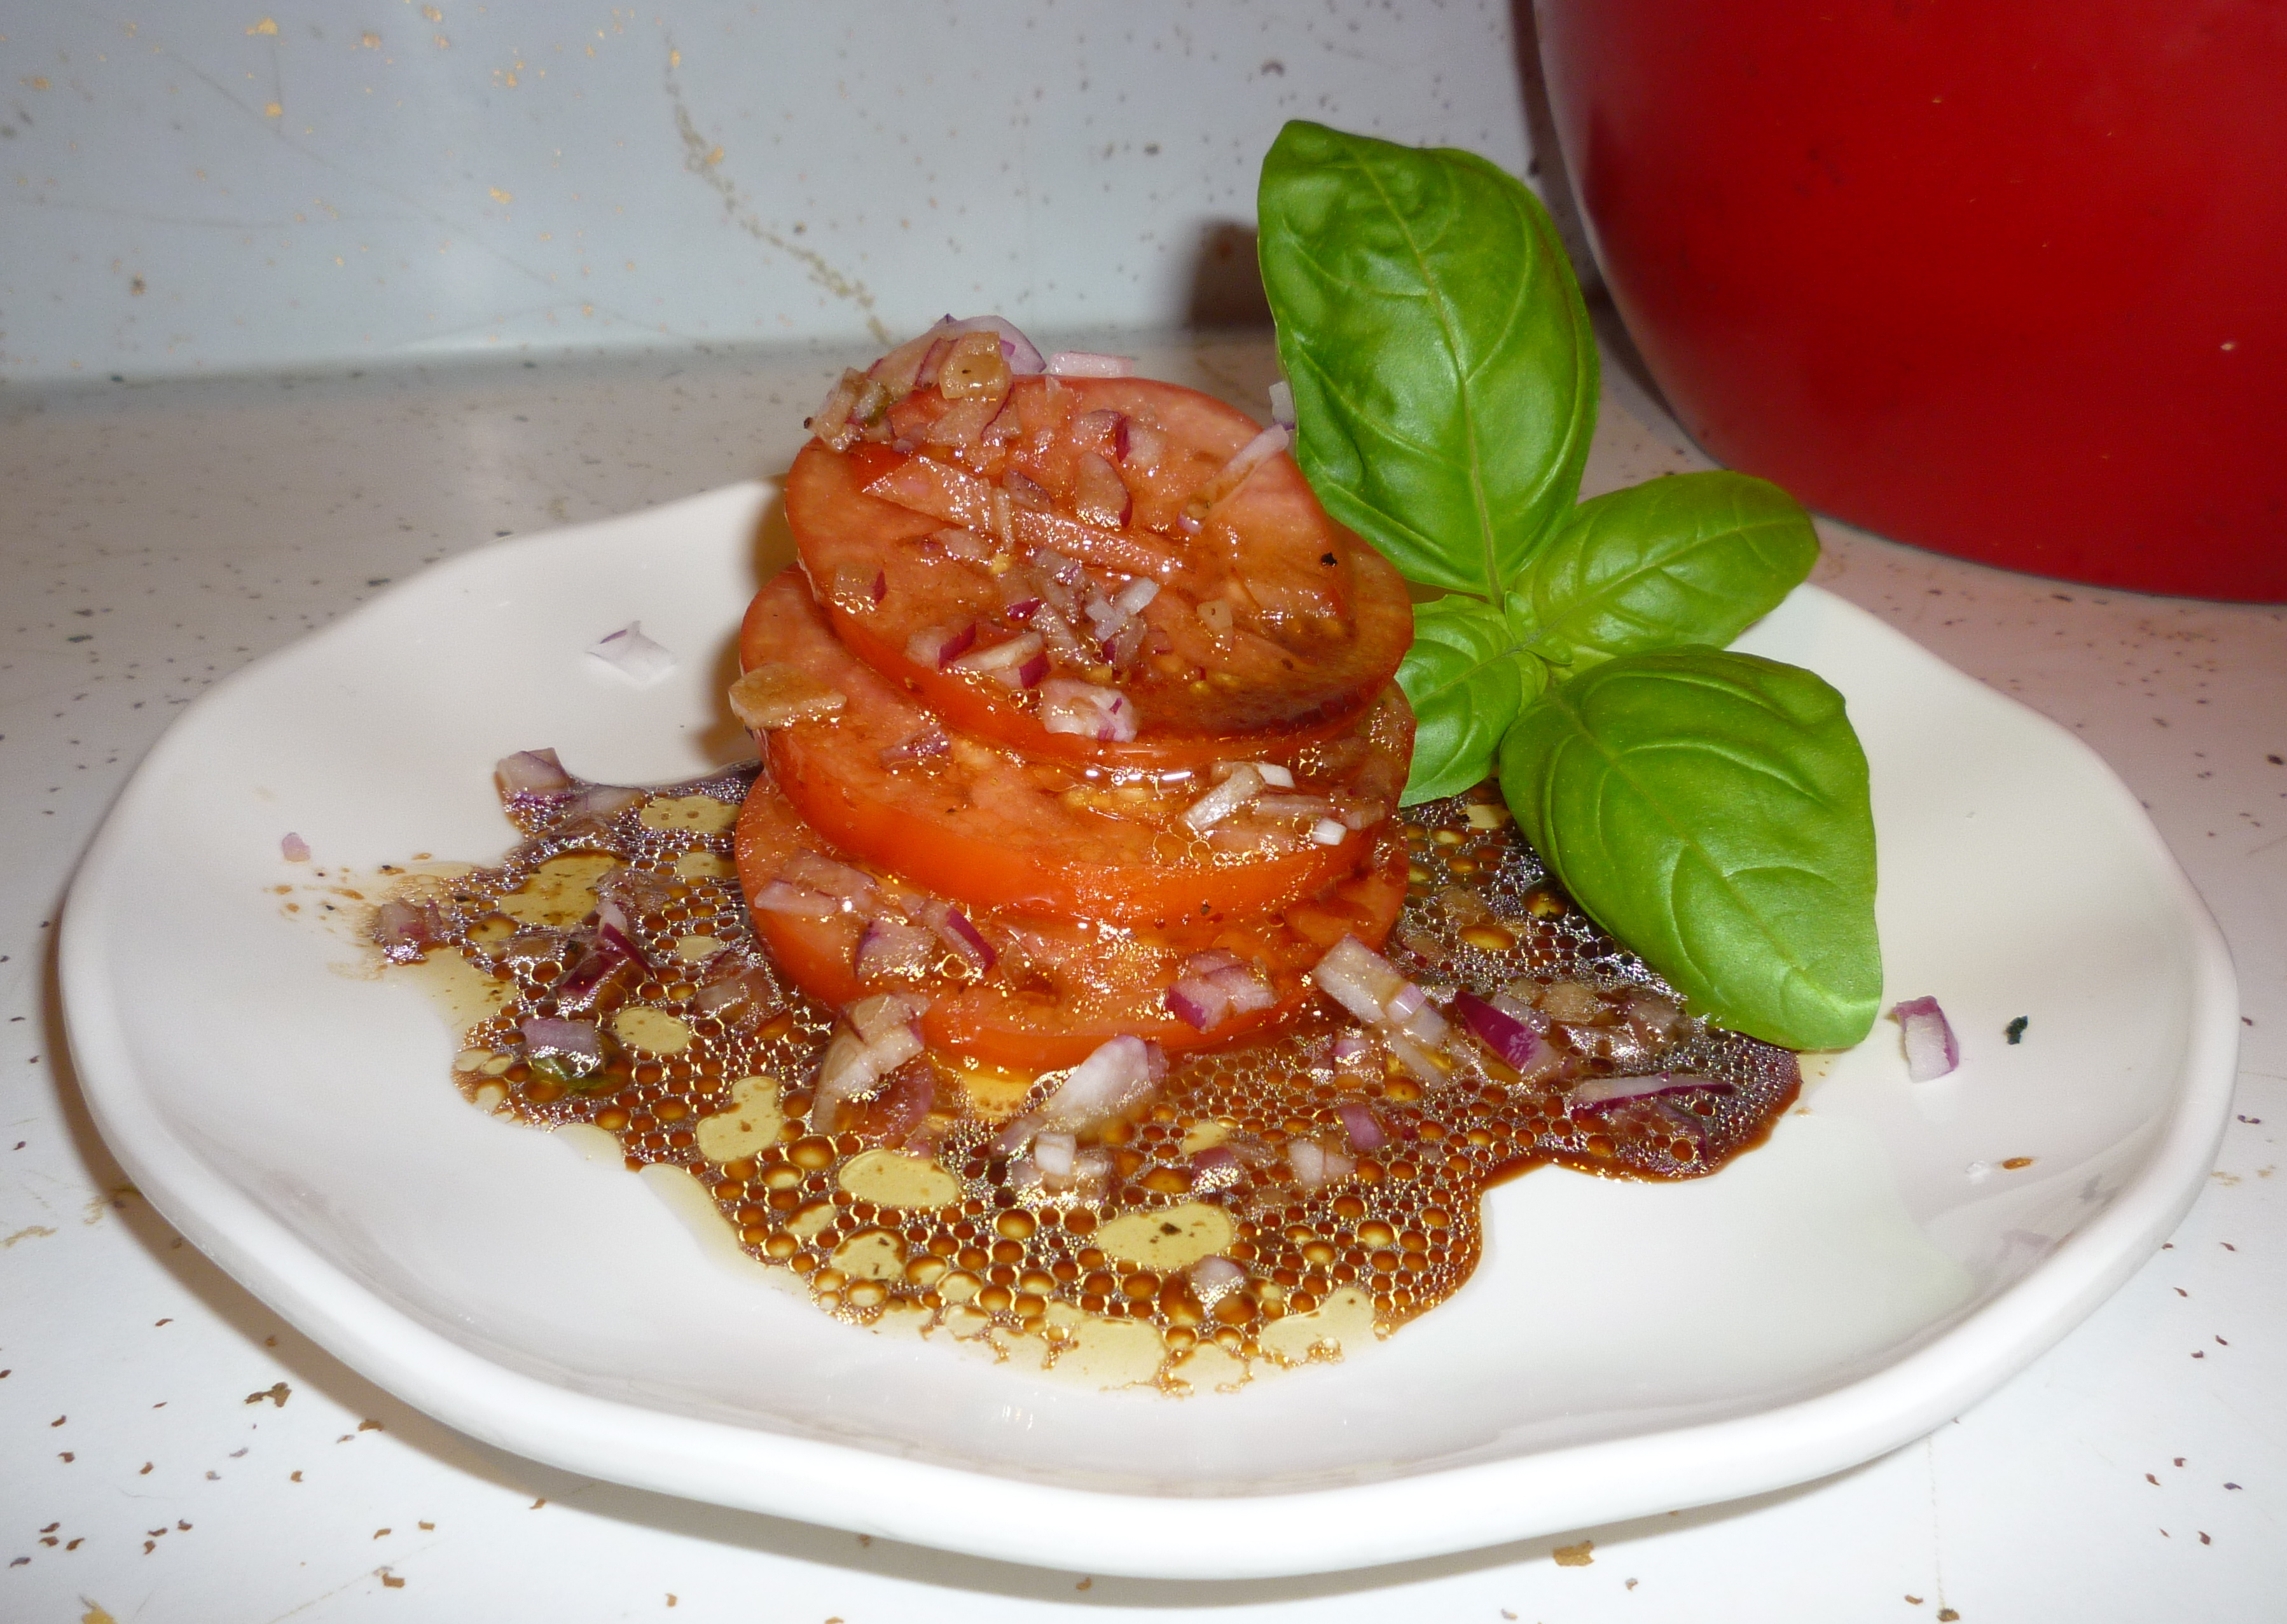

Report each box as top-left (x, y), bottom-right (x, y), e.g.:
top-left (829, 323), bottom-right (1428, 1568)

top-left (731, 320), bottom-right (1415, 1071)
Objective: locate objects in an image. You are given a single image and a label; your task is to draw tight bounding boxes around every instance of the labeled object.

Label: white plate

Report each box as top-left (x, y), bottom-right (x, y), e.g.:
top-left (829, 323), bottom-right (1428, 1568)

top-left (62, 483), bottom-right (2239, 1579)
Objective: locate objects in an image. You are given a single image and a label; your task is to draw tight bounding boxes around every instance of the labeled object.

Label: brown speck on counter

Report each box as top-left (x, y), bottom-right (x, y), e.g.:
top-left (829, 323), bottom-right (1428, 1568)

top-left (359, 1417), bottom-right (385, 1431)
top-left (667, 1597), bottom-right (677, 1608)
top-left (1553, 1539), bottom-right (1594, 1567)
top-left (1076, 1578), bottom-right (1094, 1591)
top-left (530, 1497), bottom-right (547, 1510)
top-left (418, 1520), bottom-right (434, 1531)
top-left (1935, 1611), bottom-right (1959, 1622)
top-left (373, 1527), bottom-right (391, 1539)
top-left (291, 1470), bottom-right (303, 1482)
top-left (2200, 1531), bottom-right (2213, 1545)
top-left (2146, 1472), bottom-right (2160, 1485)
top-left (59, 1452), bottom-right (74, 1462)
top-left (378, 1567), bottom-right (406, 1588)
top-left (1905, 1597), bottom-right (1924, 1606)
top-left (245, 1381), bottom-right (290, 1407)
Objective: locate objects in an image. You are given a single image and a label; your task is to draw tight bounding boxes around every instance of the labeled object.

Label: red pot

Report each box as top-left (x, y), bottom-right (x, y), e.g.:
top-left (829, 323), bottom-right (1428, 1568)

top-left (1536, 0), bottom-right (2287, 601)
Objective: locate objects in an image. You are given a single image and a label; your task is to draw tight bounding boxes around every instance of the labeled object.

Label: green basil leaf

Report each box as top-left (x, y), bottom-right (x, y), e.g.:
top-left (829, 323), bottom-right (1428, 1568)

top-left (1395, 596), bottom-right (1547, 804)
top-left (1519, 472), bottom-right (1820, 670)
top-left (1257, 120), bottom-right (1598, 596)
top-left (1499, 648), bottom-right (1880, 1049)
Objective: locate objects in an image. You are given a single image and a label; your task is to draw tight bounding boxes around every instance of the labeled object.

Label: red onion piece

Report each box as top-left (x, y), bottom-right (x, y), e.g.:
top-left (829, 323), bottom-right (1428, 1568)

top-left (1047, 351), bottom-right (1135, 378)
top-left (520, 1016), bottom-right (602, 1070)
top-left (1568, 1071), bottom-right (1736, 1111)
top-left (951, 630), bottom-right (1044, 675)
top-left (280, 832), bottom-right (310, 862)
top-left (1182, 763), bottom-right (1264, 831)
top-left (1071, 451), bottom-right (1134, 528)
top-left (1011, 650), bottom-right (1050, 689)
top-left (916, 897), bottom-right (996, 968)
top-left (853, 916), bottom-right (936, 981)
top-left (1032, 1130), bottom-right (1077, 1178)
top-left (1189, 1254), bottom-right (1247, 1302)
top-left (907, 621), bottom-right (978, 668)
top-left (588, 621), bottom-right (677, 687)
top-left (1309, 935), bottom-right (1402, 1025)
top-left (1268, 380), bottom-right (1296, 429)
top-left (1189, 423), bottom-right (1291, 514)
top-left (782, 850), bottom-right (876, 902)
top-left (1337, 1102), bottom-right (1386, 1153)
top-left (1041, 1035), bottom-right (1162, 1131)
top-left (1166, 977), bottom-right (1231, 1033)
top-left (1038, 677), bottom-right (1138, 743)
top-left (495, 748), bottom-right (572, 795)
top-left (1286, 1139), bottom-right (1355, 1188)
top-left (373, 898), bottom-right (441, 963)
top-left (1331, 1031), bottom-right (1374, 1068)
top-left (1453, 991), bottom-right (1552, 1071)
top-left (751, 881), bottom-right (841, 919)
top-left (1891, 996), bottom-right (1960, 1081)
top-left (943, 315), bottom-right (1046, 376)
top-left (693, 966), bottom-right (772, 1015)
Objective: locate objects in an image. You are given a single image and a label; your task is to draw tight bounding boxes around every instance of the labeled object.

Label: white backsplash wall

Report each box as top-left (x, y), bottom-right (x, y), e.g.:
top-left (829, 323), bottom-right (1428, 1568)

top-left (0, 1), bottom-right (1536, 385)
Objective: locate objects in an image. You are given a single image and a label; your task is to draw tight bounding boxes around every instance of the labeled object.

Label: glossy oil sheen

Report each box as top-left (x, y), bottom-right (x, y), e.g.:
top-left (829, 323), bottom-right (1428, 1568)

top-left (1538, 0), bottom-right (2287, 600)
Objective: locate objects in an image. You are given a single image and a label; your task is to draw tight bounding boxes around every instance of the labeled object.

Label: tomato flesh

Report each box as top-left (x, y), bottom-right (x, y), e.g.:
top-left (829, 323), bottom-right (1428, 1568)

top-left (740, 570), bottom-right (1411, 928)
top-left (782, 375), bottom-right (1413, 770)
top-left (736, 777), bottom-right (1409, 1070)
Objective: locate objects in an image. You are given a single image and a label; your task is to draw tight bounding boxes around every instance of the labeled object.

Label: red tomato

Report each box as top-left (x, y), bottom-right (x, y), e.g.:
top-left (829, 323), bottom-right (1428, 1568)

top-left (735, 778), bottom-right (1409, 1070)
top-left (782, 375), bottom-right (1413, 769)
top-left (739, 570), bottom-right (1411, 928)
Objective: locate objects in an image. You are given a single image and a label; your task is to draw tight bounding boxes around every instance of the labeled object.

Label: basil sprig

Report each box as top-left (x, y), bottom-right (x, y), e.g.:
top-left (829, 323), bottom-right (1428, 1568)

top-left (1258, 121), bottom-right (1879, 1050)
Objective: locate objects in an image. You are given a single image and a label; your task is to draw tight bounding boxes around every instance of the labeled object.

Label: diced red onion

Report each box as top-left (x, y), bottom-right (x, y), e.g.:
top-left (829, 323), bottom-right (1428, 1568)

top-left (594, 897), bottom-right (647, 965)
top-left (919, 898), bottom-right (997, 969)
top-left (907, 621), bottom-right (978, 668)
top-left (1337, 1102), bottom-right (1386, 1153)
top-left (932, 525), bottom-right (997, 561)
top-left (1189, 423), bottom-right (1290, 514)
top-left (860, 1066), bottom-right (935, 1143)
top-left (1040, 1035), bottom-right (1163, 1131)
top-left (750, 881), bottom-right (842, 919)
top-left (807, 368), bottom-right (867, 450)
top-left (1384, 982), bottom-right (1428, 1024)
top-left (1309, 935), bottom-right (1404, 1025)
top-left (693, 966), bottom-right (772, 1015)
top-left (588, 621), bottom-right (677, 686)
top-left (849, 990), bottom-right (927, 1044)
top-left (1268, 380), bottom-right (1296, 429)
top-left (1568, 1071), bottom-right (1736, 1110)
top-left (373, 898), bottom-right (441, 963)
top-left (1453, 991), bottom-right (1552, 1072)
top-left (1189, 1254), bottom-right (1247, 1302)
top-left (1121, 419), bottom-right (1165, 469)
top-left (1310, 817), bottom-right (1348, 847)
top-left (878, 726), bottom-right (950, 767)
top-left (783, 851), bottom-right (876, 902)
top-left (1182, 762), bottom-right (1264, 831)
top-left (1892, 996), bottom-right (1960, 1082)
top-left (280, 832), bottom-right (310, 862)
top-left (1112, 576), bottom-right (1160, 617)
top-left (1039, 677), bottom-right (1137, 743)
top-left (1166, 977), bottom-right (1231, 1032)
top-left (1032, 1131), bottom-right (1078, 1178)
top-left (495, 748), bottom-right (572, 796)
top-left (1011, 650), bottom-right (1050, 688)
top-left (943, 315), bottom-right (1046, 376)
top-left (1385, 1030), bottom-right (1451, 1086)
top-left (1071, 451), bottom-right (1134, 528)
top-left (520, 1016), bottom-right (602, 1069)
top-left (951, 630), bottom-right (1044, 675)
top-left (1189, 1146), bottom-right (1242, 1194)
top-left (853, 916), bottom-right (936, 981)
top-left (1331, 1031), bottom-right (1374, 1068)
top-left (1287, 1139), bottom-right (1355, 1189)
top-left (1047, 351), bottom-right (1135, 378)
top-left (992, 1113), bottom-right (1041, 1157)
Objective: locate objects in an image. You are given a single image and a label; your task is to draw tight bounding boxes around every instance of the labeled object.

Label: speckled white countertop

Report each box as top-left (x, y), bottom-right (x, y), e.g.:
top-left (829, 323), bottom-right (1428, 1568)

top-left (3, 331), bottom-right (2283, 1621)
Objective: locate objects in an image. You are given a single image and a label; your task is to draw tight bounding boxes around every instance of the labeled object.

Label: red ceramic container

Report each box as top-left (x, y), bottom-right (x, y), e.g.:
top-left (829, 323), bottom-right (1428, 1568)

top-left (1535, 0), bottom-right (2287, 601)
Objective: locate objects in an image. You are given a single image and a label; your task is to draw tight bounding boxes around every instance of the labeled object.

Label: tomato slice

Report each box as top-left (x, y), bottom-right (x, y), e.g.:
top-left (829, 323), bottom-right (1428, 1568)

top-left (782, 375), bottom-right (1413, 771)
top-left (735, 778), bottom-right (1410, 1070)
top-left (740, 570), bottom-right (1412, 928)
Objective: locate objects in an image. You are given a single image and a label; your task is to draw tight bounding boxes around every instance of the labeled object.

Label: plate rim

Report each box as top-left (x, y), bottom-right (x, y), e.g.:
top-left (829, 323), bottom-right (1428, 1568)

top-left (59, 484), bottom-right (2241, 1579)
